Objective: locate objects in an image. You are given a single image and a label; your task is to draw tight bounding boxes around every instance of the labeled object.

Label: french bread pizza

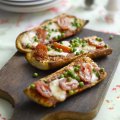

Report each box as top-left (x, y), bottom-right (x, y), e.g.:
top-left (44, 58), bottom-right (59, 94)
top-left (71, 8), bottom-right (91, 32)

top-left (16, 13), bottom-right (89, 53)
top-left (25, 36), bottom-right (112, 70)
top-left (24, 56), bottom-right (107, 107)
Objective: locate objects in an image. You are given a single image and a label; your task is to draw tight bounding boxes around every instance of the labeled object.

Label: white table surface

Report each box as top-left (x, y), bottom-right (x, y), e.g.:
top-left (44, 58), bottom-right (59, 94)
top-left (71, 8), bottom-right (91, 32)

top-left (0, 0), bottom-right (120, 120)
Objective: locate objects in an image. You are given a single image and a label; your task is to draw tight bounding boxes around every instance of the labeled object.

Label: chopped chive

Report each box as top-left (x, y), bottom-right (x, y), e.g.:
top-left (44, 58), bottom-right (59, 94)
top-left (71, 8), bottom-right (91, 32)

top-left (33, 72), bottom-right (39, 78)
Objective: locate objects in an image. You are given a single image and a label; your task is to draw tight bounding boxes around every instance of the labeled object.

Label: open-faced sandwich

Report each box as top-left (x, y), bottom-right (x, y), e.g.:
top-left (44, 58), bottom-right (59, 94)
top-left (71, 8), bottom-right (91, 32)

top-left (16, 13), bottom-right (89, 53)
top-left (24, 56), bottom-right (107, 107)
top-left (25, 36), bottom-right (112, 70)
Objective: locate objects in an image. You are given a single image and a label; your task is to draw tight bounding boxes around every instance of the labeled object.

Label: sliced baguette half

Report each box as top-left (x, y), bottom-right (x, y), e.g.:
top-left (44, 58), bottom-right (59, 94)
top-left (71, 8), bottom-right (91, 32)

top-left (16, 13), bottom-right (89, 53)
top-left (25, 36), bottom-right (112, 70)
top-left (24, 56), bottom-right (107, 107)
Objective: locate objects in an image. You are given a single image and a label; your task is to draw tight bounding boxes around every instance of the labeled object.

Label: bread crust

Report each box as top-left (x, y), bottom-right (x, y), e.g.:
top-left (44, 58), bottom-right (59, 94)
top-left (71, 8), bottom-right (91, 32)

top-left (24, 57), bottom-right (107, 107)
top-left (16, 13), bottom-right (89, 53)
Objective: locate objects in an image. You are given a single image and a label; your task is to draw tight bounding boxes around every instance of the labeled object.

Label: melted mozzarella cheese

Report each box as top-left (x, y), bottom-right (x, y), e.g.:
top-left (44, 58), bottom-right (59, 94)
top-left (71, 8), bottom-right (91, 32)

top-left (49, 31), bottom-right (61, 40)
top-left (48, 50), bottom-right (68, 56)
top-left (61, 41), bottom-right (70, 47)
top-left (83, 45), bottom-right (96, 52)
top-left (48, 23), bottom-right (59, 30)
top-left (21, 31), bottom-right (38, 47)
top-left (91, 73), bottom-right (98, 82)
top-left (50, 79), bottom-right (66, 101)
top-left (73, 45), bottom-right (96, 54)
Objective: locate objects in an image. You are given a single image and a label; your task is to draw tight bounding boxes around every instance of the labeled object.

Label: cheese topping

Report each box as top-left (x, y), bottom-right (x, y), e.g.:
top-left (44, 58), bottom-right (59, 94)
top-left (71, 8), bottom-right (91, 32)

top-left (21, 31), bottom-right (38, 48)
top-left (47, 50), bottom-right (68, 56)
top-left (61, 41), bottom-right (71, 47)
top-left (49, 31), bottom-right (61, 40)
top-left (48, 23), bottom-right (59, 30)
top-left (91, 73), bottom-right (98, 82)
top-left (49, 78), bottom-right (66, 101)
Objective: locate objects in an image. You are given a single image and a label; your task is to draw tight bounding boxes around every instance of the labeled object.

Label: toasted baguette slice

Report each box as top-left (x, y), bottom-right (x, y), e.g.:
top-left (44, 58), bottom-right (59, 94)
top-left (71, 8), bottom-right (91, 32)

top-left (24, 57), bottom-right (107, 107)
top-left (25, 36), bottom-right (112, 70)
top-left (16, 13), bottom-right (89, 53)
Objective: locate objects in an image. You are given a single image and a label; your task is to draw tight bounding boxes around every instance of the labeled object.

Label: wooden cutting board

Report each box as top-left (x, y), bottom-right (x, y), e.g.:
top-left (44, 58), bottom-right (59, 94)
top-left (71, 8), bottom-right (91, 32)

top-left (0, 29), bottom-right (120, 120)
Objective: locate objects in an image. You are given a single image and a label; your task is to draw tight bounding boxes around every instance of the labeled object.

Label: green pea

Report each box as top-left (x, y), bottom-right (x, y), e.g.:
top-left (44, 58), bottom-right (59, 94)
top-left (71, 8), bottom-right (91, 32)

top-left (104, 44), bottom-right (108, 48)
top-left (33, 72), bottom-right (39, 78)
top-left (80, 50), bottom-right (84, 54)
top-left (33, 36), bottom-right (38, 42)
top-left (68, 90), bottom-right (74, 95)
top-left (48, 21), bottom-right (52, 25)
top-left (96, 37), bottom-right (103, 42)
top-left (61, 32), bottom-right (65, 38)
top-left (82, 43), bottom-right (86, 47)
top-left (51, 29), bottom-right (54, 31)
top-left (47, 46), bottom-right (52, 51)
top-left (59, 49), bottom-right (63, 52)
top-left (71, 48), bottom-right (76, 52)
top-left (26, 43), bottom-right (30, 48)
top-left (75, 76), bottom-right (80, 81)
top-left (59, 74), bottom-right (64, 78)
top-left (63, 72), bottom-right (68, 77)
top-left (75, 42), bottom-right (79, 47)
top-left (92, 68), bottom-right (96, 73)
top-left (79, 81), bottom-right (84, 87)
top-left (100, 68), bottom-right (105, 72)
top-left (76, 23), bottom-right (81, 27)
top-left (75, 65), bottom-right (80, 69)
top-left (96, 71), bottom-right (100, 78)
top-left (67, 70), bottom-right (76, 78)
top-left (30, 84), bottom-right (35, 89)
top-left (43, 26), bottom-right (47, 30)
top-left (74, 67), bottom-right (79, 72)
top-left (67, 77), bottom-right (72, 82)
top-left (71, 42), bottom-right (76, 47)
top-left (76, 52), bottom-right (80, 55)
top-left (109, 35), bottom-right (113, 40)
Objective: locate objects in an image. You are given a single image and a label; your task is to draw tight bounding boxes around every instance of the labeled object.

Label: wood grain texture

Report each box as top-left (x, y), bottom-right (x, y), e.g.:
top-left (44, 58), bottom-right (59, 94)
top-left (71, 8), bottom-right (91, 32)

top-left (0, 29), bottom-right (120, 120)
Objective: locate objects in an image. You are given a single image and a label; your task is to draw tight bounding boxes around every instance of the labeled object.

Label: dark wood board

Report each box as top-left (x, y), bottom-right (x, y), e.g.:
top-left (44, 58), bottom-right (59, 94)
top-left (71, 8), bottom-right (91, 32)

top-left (0, 29), bottom-right (120, 120)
